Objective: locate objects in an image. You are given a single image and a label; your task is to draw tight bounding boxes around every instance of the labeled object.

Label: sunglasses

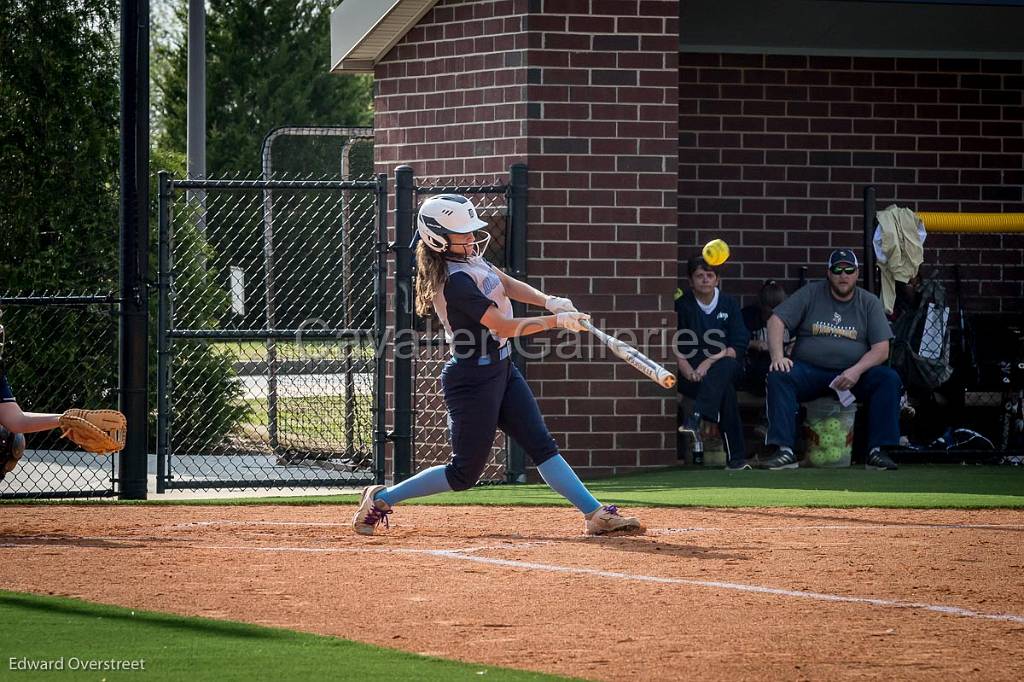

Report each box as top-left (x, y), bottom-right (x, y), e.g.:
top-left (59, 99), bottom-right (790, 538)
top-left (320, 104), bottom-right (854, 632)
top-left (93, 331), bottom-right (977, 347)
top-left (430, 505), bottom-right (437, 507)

top-left (829, 265), bottom-right (857, 275)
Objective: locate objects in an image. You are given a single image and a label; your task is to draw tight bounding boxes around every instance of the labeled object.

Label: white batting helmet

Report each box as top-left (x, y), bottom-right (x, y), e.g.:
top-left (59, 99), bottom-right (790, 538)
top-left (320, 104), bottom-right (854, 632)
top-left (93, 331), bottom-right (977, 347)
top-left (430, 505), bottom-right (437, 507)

top-left (416, 194), bottom-right (489, 254)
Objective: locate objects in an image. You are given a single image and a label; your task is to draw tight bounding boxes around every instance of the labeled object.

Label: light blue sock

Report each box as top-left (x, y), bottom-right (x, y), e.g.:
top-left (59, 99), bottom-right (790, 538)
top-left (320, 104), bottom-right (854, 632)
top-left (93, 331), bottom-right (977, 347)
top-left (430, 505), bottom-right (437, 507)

top-left (375, 465), bottom-right (452, 507)
top-left (537, 455), bottom-right (601, 515)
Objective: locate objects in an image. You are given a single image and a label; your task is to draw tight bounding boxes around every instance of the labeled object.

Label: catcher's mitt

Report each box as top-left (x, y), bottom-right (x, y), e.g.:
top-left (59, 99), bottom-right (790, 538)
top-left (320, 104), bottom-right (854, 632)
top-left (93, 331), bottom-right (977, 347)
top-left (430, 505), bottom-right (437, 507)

top-left (59, 409), bottom-right (127, 454)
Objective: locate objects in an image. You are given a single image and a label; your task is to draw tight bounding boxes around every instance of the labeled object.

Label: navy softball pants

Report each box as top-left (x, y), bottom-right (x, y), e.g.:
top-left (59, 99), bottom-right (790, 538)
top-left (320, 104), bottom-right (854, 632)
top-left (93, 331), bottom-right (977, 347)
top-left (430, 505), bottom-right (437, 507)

top-left (440, 356), bottom-right (559, 490)
top-left (677, 356), bottom-right (746, 464)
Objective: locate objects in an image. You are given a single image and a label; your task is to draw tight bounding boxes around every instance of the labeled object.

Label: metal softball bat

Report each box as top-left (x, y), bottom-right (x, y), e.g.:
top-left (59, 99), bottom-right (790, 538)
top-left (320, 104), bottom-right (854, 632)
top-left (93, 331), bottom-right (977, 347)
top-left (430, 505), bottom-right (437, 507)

top-left (580, 320), bottom-right (677, 389)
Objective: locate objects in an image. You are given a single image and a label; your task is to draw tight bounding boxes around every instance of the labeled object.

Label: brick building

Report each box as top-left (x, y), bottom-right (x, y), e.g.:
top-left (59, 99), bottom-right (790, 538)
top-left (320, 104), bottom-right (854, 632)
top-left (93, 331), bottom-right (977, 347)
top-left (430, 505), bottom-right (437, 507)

top-left (331, 0), bottom-right (1023, 479)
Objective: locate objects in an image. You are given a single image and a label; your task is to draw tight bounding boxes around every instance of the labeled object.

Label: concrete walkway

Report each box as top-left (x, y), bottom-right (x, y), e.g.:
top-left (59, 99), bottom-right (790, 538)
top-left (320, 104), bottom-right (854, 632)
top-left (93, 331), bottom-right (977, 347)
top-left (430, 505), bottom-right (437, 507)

top-left (0, 450), bottom-right (366, 500)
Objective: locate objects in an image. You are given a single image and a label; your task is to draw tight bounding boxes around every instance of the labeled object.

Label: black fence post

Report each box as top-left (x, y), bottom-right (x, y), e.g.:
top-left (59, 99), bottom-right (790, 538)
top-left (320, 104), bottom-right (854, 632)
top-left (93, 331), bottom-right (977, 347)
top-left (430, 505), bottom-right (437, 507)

top-left (393, 166), bottom-right (415, 482)
top-left (118, 0), bottom-right (150, 500)
top-left (374, 173), bottom-right (389, 485)
top-left (863, 185), bottom-right (877, 295)
top-left (506, 163), bottom-right (529, 482)
top-left (156, 172), bottom-right (172, 494)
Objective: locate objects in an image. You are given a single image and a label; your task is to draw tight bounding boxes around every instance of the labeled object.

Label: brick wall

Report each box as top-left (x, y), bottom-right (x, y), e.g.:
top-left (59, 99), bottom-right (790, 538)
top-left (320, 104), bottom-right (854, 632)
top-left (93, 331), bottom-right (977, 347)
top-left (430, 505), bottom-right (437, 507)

top-left (373, 0), bottom-right (529, 483)
top-left (524, 0), bottom-right (678, 476)
top-left (374, 0), bottom-right (679, 479)
top-left (679, 54), bottom-right (1024, 312)
top-left (374, 0), bottom-right (530, 176)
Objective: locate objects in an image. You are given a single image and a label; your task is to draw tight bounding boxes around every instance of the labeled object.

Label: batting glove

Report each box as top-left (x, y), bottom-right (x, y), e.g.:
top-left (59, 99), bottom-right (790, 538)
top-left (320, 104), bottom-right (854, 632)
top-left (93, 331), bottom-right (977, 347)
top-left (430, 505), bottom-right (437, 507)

top-left (555, 312), bottom-right (590, 333)
top-left (544, 295), bottom-right (577, 314)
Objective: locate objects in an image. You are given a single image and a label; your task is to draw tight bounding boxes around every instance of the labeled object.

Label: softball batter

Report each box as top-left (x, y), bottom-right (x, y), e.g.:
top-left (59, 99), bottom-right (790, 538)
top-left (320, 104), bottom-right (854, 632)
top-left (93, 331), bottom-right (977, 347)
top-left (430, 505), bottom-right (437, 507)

top-left (352, 194), bottom-right (642, 536)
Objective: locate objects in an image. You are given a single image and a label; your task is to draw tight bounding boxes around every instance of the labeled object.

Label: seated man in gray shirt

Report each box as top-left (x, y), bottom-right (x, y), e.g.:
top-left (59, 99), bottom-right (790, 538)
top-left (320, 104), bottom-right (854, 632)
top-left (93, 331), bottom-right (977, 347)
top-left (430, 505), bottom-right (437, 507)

top-left (759, 249), bottom-right (901, 470)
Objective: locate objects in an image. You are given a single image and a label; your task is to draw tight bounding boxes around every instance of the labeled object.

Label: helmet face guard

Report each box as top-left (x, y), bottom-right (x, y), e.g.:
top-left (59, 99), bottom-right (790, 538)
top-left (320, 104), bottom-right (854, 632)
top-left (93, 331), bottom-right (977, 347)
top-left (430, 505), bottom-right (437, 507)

top-left (456, 230), bottom-right (491, 260)
top-left (416, 194), bottom-right (489, 258)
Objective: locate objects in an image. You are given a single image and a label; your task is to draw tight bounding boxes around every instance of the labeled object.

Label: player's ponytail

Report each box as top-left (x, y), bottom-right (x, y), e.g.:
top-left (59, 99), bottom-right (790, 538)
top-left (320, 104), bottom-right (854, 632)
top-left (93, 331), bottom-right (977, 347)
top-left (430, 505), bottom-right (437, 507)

top-left (414, 241), bottom-right (447, 316)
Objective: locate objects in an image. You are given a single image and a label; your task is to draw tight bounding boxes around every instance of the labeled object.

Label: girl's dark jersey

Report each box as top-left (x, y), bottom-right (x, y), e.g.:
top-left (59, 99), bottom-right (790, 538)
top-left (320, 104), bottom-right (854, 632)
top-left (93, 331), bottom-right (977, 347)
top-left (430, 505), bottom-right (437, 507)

top-left (674, 290), bottom-right (749, 361)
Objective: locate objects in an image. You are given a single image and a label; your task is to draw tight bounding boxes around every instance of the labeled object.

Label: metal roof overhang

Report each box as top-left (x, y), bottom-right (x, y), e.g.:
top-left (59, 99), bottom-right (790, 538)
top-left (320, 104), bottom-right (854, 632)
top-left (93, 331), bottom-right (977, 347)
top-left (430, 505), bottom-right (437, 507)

top-left (681, 0), bottom-right (1024, 59)
top-left (330, 0), bottom-right (439, 74)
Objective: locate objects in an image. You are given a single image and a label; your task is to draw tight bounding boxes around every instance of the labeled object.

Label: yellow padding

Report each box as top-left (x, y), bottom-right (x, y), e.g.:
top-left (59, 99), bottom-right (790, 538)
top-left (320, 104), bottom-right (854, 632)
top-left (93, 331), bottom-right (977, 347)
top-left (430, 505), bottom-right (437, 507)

top-left (916, 212), bottom-right (1024, 233)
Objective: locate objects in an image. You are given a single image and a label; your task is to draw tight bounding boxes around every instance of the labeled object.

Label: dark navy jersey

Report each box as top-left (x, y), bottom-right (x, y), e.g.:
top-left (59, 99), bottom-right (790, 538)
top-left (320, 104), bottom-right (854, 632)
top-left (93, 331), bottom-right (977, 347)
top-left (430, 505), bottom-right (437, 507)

top-left (0, 372), bottom-right (15, 403)
top-left (433, 256), bottom-right (512, 358)
top-left (675, 289), bottom-right (749, 362)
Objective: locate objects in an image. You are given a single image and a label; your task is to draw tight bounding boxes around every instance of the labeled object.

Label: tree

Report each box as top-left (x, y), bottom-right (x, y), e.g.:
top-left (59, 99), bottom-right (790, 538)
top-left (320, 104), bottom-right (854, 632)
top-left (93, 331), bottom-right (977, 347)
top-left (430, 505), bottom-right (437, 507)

top-left (154, 0), bottom-right (373, 176)
top-left (151, 1), bottom-right (377, 457)
top-left (0, 1), bottom-right (120, 422)
top-left (0, 0), bottom-right (120, 292)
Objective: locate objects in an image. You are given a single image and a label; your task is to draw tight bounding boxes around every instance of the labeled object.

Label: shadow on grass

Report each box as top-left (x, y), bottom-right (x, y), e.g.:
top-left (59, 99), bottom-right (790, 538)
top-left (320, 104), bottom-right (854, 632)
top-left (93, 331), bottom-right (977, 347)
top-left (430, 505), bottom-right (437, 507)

top-left (0, 591), bottom-right (577, 681)
top-left (0, 591), bottom-right (306, 642)
top-left (689, 506), bottom-right (1024, 530)
top-left (584, 465), bottom-right (1024, 498)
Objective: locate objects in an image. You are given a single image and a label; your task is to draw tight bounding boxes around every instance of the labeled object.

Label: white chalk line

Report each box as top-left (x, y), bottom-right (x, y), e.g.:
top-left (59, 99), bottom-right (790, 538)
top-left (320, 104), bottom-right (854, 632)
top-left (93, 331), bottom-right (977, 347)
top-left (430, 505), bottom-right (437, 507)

top-left (423, 551), bottom-right (1024, 626)
top-left (9, 533), bottom-right (1019, 626)
top-left (5, 529), bottom-right (1024, 626)
top-left (195, 542), bottom-right (554, 555)
top-left (166, 519), bottom-right (1024, 534)
top-left (166, 541), bottom-right (1024, 626)
top-left (651, 523), bottom-right (1024, 535)
top-left (0, 536), bottom-right (550, 556)
top-left (166, 520), bottom-right (352, 529)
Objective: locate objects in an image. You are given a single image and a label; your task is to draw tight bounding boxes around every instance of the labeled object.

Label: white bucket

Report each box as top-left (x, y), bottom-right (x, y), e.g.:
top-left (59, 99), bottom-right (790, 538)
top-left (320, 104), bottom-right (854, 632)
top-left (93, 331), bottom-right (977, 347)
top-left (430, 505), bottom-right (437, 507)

top-left (803, 397), bottom-right (856, 468)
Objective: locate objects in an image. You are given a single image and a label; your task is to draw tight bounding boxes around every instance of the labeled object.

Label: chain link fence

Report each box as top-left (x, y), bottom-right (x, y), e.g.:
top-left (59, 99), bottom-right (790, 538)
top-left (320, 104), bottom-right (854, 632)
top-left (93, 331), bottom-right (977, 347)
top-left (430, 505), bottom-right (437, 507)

top-left (0, 296), bottom-right (119, 498)
top-left (157, 166), bottom-right (387, 490)
top-left (863, 199), bottom-right (1024, 463)
top-left (412, 176), bottom-right (514, 483)
top-left (889, 265), bottom-right (1023, 463)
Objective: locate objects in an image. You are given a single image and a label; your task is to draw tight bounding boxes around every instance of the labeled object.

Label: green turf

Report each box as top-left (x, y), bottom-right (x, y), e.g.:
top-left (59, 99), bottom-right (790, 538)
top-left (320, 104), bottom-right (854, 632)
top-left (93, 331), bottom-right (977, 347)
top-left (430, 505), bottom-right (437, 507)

top-left (238, 394), bottom-right (373, 443)
top-left (5, 465), bottom-right (1022, 508)
top-left (0, 590), bottom-right (575, 681)
top-left (210, 340), bottom-right (375, 362)
top-left (196, 465), bottom-right (1024, 508)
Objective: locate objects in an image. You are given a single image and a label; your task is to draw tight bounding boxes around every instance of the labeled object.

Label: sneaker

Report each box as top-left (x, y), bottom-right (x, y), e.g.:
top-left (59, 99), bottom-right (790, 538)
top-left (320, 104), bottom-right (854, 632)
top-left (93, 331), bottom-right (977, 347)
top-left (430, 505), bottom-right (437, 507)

top-left (758, 447), bottom-right (798, 470)
top-left (584, 505), bottom-right (642, 535)
top-left (726, 461), bottom-right (753, 471)
top-left (352, 485), bottom-right (392, 535)
top-left (866, 448), bottom-right (898, 470)
top-left (678, 412), bottom-right (704, 465)
top-left (899, 392), bottom-right (916, 419)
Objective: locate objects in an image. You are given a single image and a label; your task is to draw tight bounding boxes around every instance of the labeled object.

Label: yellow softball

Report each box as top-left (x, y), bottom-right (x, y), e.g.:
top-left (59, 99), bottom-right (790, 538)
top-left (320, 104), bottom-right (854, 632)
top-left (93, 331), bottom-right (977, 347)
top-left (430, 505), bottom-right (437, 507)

top-left (702, 239), bottom-right (730, 266)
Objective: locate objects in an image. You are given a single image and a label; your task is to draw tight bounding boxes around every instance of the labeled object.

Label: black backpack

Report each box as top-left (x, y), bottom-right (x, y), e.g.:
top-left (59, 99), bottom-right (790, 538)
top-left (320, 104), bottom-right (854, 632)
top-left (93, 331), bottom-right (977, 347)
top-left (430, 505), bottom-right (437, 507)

top-left (890, 274), bottom-right (954, 391)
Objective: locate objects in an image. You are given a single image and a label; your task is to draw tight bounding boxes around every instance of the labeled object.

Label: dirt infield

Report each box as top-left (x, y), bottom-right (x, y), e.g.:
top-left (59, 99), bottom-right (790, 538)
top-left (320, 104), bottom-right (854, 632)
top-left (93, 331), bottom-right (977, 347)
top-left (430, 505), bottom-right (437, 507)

top-left (2, 504), bottom-right (1023, 681)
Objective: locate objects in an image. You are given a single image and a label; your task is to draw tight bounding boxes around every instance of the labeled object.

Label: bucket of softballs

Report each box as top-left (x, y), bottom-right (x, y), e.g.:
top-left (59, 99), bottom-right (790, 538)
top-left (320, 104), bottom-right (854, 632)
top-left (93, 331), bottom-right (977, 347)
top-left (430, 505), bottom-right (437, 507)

top-left (803, 397), bottom-right (856, 467)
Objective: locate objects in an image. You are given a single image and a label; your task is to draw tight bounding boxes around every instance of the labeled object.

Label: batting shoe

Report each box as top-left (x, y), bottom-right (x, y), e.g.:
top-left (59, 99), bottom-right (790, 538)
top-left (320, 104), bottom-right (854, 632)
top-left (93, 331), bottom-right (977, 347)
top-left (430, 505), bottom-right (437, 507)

top-left (584, 505), bottom-right (642, 535)
top-left (352, 485), bottom-right (392, 536)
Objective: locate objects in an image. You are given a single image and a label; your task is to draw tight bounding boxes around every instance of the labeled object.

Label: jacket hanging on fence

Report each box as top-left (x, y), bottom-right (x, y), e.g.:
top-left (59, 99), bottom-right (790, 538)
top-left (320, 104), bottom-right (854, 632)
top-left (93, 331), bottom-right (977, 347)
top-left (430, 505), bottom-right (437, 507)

top-left (874, 205), bottom-right (926, 315)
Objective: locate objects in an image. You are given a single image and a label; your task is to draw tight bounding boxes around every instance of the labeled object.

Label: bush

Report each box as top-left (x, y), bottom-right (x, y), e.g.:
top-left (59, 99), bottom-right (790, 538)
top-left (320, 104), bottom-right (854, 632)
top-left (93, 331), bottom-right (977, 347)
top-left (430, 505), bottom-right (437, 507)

top-left (168, 342), bottom-right (247, 455)
top-left (152, 148), bottom-right (248, 455)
